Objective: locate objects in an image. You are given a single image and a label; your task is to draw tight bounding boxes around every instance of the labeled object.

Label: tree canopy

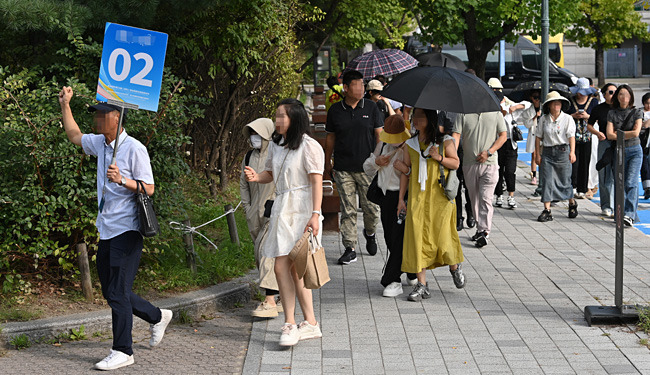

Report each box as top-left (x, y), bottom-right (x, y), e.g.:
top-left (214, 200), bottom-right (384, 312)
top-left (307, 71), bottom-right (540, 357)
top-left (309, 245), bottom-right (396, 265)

top-left (407, 0), bottom-right (580, 78)
top-left (565, 0), bottom-right (649, 84)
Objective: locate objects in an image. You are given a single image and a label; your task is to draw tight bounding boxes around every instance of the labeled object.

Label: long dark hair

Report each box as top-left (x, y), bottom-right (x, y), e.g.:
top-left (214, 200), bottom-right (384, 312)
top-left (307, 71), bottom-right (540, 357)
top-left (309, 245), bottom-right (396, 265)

top-left (612, 84), bottom-right (635, 109)
top-left (272, 98), bottom-right (312, 150)
top-left (411, 108), bottom-right (443, 145)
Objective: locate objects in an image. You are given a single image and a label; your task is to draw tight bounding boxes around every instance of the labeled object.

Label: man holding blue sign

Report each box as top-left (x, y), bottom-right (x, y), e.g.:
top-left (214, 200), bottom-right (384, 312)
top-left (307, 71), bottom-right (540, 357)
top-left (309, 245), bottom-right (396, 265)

top-left (59, 86), bottom-right (172, 370)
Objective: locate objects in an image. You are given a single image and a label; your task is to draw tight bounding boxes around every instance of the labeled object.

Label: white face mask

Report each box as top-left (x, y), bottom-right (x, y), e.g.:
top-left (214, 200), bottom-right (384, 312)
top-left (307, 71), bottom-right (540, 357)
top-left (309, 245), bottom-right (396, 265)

top-left (250, 134), bottom-right (262, 149)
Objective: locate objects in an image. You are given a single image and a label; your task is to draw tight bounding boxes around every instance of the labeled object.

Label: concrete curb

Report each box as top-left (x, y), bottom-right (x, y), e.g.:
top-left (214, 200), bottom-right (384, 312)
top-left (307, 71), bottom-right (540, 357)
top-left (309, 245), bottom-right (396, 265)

top-left (1, 270), bottom-right (258, 347)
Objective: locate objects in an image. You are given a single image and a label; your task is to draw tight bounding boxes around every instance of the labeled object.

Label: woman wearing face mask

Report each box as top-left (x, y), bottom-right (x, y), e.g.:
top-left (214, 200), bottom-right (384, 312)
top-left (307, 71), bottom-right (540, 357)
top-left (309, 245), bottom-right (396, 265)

top-left (363, 115), bottom-right (417, 297)
top-left (640, 92), bottom-right (650, 200)
top-left (397, 108), bottom-right (465, 302)
top-left (605, 85), bottom-right (644, 227)
top-left (240, 118), bottom-right (282, 318)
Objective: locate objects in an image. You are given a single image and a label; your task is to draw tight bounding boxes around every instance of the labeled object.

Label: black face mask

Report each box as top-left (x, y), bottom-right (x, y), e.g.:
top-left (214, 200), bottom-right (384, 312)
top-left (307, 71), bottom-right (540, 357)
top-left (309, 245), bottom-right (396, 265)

top-left (494, 91), bottom-right (504, 102)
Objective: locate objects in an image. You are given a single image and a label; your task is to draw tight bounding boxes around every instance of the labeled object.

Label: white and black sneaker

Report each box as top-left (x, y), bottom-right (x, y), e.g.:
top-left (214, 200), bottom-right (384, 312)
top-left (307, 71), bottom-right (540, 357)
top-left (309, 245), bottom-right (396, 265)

top-left (337, 248), bottom-right (357, 265)
top-left (475, 231), bottom-right (489, 248)
top-left (494, 195), bottom-right (503, 207)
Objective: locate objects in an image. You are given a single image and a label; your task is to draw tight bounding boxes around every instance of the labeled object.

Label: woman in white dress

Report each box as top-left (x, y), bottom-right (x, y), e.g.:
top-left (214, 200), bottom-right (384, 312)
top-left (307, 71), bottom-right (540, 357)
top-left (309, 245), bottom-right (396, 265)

top-left (244, 98), bottom-right (325, 347)
top-left (521, 90), bottom-right (542, 185)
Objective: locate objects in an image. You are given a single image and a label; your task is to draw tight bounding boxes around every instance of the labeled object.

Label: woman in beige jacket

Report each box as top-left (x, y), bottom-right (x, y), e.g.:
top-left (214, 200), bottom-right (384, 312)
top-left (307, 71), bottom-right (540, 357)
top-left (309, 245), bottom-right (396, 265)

top-left (240, 118), bottom-right (281, 318)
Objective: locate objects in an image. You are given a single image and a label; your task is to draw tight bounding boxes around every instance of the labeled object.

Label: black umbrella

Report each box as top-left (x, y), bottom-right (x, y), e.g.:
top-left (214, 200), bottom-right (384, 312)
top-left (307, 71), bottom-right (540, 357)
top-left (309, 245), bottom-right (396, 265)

top-left (382, 66), bottom-right (500, 114)
top-left (509, 81), bottom-right (570, 102)
top-left (415, 52), bottom-right (467, 70)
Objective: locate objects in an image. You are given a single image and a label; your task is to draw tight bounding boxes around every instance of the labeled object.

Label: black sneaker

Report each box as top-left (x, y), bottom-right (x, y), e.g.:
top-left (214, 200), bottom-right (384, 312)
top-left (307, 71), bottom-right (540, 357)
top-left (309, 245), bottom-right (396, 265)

top-left (568, 202), bottom-right (578, 219)
top-left (475, 232), bottom-right (488, 248)
top-left (456, 217), bottom-right (464, 231)
top-left (338, 248), bottom-right (357, 265)
top-left (470, 231), bottom-right (481, 241)
top-left (450, 264), bottom-right (466, 289)
top-left (466, 215), bottom-right (476, 229)
top-left (363, 229), bottom-right (377, 256)
top-left (538, 209), bottom-right (553, 222)
top-left (645, 188), bottom-right (650, 200)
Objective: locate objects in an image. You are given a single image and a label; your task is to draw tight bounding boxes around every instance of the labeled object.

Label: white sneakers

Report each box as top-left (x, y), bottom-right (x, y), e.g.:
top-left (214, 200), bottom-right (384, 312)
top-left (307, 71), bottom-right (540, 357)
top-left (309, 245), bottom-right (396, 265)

top-left (279, 323), bottom-right (300, 346)
top-left (383, 282), bottom-right (403, 297)
top-left (150, 309), bottom-right (173, 347)
top-left (279, 321), bottom-right (323, 346)
top-left (94, 349), bottom-right (134, 371)
top-left (298, 321), bottom-right (322, 341)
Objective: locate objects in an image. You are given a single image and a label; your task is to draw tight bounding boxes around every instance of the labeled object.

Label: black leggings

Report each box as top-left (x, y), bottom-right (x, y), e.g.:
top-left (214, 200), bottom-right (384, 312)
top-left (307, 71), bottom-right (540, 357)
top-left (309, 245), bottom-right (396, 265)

top-left (379, 190), bottom-right (416, 286)
top-left (495, 141), bottom-right (517, 195)
top-left (571, 141), bottom-right (591, 193)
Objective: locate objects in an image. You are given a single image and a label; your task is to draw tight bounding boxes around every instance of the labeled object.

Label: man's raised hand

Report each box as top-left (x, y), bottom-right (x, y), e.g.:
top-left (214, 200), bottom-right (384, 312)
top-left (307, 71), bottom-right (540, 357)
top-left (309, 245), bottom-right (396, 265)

top-left (59, 86), bottom-right (73, 106)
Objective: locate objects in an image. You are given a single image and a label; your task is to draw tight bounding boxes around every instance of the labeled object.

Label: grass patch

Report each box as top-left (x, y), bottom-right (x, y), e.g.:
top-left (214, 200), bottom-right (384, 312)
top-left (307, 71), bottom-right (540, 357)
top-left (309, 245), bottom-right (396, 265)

top-left (177, 309), bottom-right (193, 324)
top-left (637, 306), bottom-right (650, 334)
top-left (10, 334), bottom-right (31, 350)
top-left (0, 303), bottom-right (43, 322)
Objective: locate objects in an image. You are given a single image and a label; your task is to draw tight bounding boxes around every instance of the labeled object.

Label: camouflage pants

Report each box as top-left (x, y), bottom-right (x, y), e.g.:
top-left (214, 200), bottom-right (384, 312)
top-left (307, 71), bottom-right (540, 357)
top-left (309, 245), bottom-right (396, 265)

top-left (334, 170), bottom-right (380, 249)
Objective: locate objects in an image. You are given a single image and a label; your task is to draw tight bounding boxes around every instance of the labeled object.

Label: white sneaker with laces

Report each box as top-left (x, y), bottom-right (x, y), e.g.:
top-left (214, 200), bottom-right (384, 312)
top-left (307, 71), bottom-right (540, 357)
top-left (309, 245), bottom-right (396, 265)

top-left (507, 196), bottom-right (517, 208)
top-left (150, 309), bottom-right (173, 347)
top-left (602, 209), bottom-right (613, 217)
top-left (298, 321), bottom-right (322, 341)
top-left (94, 349), bottom-right (134, 371)
top-left (279, 323), bottom-right (300, 346)
top-left (495, 195), bottom-right (503, 207)
top-left (383, 282), bottom-right (403, 297)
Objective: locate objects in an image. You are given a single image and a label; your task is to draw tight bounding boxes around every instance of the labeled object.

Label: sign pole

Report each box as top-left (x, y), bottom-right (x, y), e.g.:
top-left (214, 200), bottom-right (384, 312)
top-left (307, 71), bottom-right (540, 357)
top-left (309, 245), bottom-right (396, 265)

top-left (111, 106), bottom-right (125, 165)
top-left (584, 129), bottom-right (639, 325)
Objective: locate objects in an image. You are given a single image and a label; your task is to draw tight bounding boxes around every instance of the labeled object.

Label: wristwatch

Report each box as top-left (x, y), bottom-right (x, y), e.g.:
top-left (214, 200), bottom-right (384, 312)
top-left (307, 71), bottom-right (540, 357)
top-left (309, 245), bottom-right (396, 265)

top-left (487, 150), bottom-right (493, 157)
top-left (119, 176), bottom-right (127, 186)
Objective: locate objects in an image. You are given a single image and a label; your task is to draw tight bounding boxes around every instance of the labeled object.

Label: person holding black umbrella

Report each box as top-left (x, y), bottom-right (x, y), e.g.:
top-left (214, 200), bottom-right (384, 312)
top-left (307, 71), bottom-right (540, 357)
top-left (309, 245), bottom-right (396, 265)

top-left (397, 108), bottom-right (465, 302)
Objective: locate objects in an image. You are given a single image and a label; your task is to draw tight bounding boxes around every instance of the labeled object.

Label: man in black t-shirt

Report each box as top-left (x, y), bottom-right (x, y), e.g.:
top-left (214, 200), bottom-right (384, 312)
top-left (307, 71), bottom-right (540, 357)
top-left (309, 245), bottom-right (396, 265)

top-left (325, 70), bottom-right (384, 265)
top-left (587, 83), bottom-right (617, 216)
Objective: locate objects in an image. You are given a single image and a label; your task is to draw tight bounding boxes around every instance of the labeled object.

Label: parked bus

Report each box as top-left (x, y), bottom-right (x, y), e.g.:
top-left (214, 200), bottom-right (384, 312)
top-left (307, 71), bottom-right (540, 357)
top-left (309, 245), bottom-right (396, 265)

top-left (524, 33), bottom-right (564, 68)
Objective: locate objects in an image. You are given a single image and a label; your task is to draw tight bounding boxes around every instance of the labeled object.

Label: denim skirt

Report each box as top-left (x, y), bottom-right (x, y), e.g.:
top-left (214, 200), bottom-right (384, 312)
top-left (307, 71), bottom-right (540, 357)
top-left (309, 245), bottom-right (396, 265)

top-left (540, 144), bottom-right (573, 202)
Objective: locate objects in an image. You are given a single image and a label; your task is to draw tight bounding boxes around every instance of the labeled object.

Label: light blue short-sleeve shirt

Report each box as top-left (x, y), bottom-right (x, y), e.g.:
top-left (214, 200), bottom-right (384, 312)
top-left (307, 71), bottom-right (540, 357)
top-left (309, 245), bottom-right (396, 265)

top-left (81, 130), bottom-right (154, 240)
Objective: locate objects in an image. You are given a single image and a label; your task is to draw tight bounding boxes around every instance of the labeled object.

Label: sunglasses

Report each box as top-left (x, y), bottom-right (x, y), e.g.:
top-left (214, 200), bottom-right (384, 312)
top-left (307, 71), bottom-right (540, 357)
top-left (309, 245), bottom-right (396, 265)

top-left (605, 90), bottom-right (615, 95)
top-left (531, 96), bottom-right (540, 100)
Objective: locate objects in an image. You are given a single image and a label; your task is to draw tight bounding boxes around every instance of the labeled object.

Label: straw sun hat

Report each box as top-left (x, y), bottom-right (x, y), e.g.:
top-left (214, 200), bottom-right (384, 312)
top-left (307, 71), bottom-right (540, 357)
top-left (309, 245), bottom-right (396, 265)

top-left (542, 91), bottom-right (569, 113)
top-left (379, 114), bottom-right (411, 144)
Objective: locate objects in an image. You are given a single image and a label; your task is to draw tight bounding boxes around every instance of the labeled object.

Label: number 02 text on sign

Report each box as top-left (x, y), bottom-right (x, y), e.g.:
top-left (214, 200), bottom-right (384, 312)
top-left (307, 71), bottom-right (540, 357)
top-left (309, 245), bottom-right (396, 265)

top-left (96, 23), bottom-right (168, 112)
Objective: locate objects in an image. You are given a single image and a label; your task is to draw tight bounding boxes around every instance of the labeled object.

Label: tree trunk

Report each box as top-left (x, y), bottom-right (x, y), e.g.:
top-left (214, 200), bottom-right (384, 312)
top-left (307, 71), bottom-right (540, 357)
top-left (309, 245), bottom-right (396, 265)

top-left (596, 47), bottom-right (605, 87)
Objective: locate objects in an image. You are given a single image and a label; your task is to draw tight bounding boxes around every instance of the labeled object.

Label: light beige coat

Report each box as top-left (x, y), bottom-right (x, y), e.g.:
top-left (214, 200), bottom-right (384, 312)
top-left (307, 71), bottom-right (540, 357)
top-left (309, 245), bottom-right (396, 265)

top-left (239, 118), bottom-right (278, 291)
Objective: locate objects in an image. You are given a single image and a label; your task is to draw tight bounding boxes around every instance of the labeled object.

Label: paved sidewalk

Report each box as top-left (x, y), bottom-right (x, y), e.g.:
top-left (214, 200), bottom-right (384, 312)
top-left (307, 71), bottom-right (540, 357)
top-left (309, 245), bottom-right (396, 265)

top-left (0, 300), bottom-right (255, 374)
top-left (243, 163), bottom-right (650, 375)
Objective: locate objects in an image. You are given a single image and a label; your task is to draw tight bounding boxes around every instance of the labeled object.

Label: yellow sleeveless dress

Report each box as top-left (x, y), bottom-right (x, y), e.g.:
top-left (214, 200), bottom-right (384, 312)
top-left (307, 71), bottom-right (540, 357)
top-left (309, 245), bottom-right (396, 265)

top-left (401, 139), bottom-right (464, 273)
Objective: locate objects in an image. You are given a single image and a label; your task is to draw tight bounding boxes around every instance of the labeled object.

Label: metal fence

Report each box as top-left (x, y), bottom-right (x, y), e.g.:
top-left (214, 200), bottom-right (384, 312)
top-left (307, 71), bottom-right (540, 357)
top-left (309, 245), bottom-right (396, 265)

top-left (605, 48), bottom-right (637, 78)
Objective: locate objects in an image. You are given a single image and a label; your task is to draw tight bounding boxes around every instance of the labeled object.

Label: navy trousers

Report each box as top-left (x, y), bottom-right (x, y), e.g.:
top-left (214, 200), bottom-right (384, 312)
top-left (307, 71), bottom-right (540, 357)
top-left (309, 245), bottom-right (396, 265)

top-left (97, 231), bottom-right (161, 356)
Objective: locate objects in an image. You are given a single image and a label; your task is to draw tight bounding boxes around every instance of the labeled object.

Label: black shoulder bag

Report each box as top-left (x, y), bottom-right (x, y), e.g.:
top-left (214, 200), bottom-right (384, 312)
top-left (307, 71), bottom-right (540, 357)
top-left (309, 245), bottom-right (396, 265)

top-left (366, 143), bottom-right (386, 205)
top-left (136, 180), bottom-right (160, 238)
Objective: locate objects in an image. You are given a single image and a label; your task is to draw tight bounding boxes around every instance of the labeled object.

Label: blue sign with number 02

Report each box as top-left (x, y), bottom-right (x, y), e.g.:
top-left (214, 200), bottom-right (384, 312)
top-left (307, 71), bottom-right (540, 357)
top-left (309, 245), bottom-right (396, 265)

top-left (96, 23), bottom-right (168, 112)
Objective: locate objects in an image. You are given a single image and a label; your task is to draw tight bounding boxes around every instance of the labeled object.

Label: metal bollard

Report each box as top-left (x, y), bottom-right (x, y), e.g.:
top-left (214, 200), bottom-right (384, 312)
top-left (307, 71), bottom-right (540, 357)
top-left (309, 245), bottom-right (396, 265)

top-left (183, 218), bottom-right (197, 273)
top-left (224, 204), bottom-right (240, 246)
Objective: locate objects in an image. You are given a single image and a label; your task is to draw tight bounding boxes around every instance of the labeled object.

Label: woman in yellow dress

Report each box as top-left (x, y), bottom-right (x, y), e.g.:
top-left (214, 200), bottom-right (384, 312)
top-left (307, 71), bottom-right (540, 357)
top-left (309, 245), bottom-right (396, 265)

top-left (396, 108), bottom-right (465, 302)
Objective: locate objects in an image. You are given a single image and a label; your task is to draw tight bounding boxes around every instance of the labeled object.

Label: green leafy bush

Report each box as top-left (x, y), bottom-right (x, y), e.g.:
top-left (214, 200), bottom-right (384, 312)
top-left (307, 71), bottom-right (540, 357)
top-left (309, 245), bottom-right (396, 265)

top-left (0, 64), bottom-right (204, 294)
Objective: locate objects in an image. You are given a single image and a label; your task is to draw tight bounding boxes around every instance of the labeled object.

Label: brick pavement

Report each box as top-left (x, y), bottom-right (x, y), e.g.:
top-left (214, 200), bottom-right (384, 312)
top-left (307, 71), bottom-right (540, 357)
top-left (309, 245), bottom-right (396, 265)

top-left (243, 162), bottom-right (650, 375)
top-left (0, 300), bottom-right (256, 374)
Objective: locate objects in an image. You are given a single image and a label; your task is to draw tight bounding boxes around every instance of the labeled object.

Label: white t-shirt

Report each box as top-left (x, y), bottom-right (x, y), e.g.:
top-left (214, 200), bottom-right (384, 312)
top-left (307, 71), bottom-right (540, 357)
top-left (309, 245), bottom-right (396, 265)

top-left (537, 112), bottom-right (575, 147)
